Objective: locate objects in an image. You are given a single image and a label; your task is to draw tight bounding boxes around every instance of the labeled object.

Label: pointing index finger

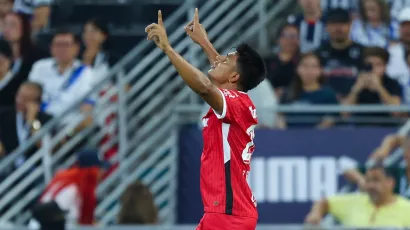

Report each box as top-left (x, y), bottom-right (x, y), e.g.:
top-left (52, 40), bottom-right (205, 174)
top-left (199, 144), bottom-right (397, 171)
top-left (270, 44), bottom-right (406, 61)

top-left (158, 10), bottom-right (163, 26)
top-left (194, 8), bottom-right (199, 24)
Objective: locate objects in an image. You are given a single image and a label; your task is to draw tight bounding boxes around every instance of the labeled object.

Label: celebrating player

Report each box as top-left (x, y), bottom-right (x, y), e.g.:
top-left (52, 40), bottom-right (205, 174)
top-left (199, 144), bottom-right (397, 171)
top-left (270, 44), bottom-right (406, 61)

top-left (145, 8), bottom-right (266, 230)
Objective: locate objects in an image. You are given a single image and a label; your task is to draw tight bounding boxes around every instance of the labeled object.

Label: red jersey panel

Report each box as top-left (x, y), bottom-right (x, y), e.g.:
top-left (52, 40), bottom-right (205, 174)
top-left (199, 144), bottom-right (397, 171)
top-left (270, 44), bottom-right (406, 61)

top-left (200, 89), bottom-right (258, 219)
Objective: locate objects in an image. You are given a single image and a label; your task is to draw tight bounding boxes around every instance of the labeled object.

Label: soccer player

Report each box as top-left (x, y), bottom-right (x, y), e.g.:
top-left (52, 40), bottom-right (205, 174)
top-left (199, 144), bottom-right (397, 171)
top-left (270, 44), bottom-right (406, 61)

top-left (145, 8), bottom-right (266, 230)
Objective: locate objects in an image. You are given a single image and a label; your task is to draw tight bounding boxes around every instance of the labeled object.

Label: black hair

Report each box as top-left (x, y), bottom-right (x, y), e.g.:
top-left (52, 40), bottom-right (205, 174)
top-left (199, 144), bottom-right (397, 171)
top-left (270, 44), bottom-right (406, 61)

top-left (84, 18), bottom-right (110, 51)
top-left (236, 43), bottom-right (266, 92)
top-left (364, 46), bottom-right (390, 64)
top-left (53, 27), bottom-right (81, 45)
top-left (367, 161), bottom-right (394, 179)
top-left (6, 12), bottom-right (33, 59)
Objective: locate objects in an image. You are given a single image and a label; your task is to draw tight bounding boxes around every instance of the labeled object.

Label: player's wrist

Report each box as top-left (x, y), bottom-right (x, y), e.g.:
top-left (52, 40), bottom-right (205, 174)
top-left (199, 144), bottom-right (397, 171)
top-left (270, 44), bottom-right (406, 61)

top-left (163, 45), bottom-right (173, 54)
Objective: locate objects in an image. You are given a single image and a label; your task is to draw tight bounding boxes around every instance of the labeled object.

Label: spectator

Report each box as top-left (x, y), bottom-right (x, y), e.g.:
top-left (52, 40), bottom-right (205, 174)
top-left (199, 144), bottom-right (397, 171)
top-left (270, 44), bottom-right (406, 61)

top-left (28, 28), bottom-right (95, 127)
top-left (344, 47), bottom-right (402, 121)
top-left (316, 8), bottom-right (364, 98)
top-left (0, 39), bottom-right (26, 107)
top-left (387, 7), bottom-right (410, 104)
top-left (345, 135), bottom-right (410, 199)
top-left (3, 12), bottom-right (47, 79)
top-left (282, 52), bottom-right (338, 128)
top-left (82, 18), bottom-right (110, 81)
top-left (118, 181), bottom-right (158, 225)
top-left (0, 82), bottom-right (51, 159)
top-left (28, 149), bottom-right (109, 229)
top-left (31, 201), bottom-right (66, 230)
top-left (305, 163), bottom-right (410, 227)
top-left (265, 23), bottom-right (300, 97)
top-left (0, 0), bottom-right (13, 34)
top-left (351, 0), bottom-right (399, 48)
top-left (390, 0), bottom-right (410, 21)
top-left (13, 0), bottom-right (51, 34)
top-left (288, 0), bottom-right (326, 53)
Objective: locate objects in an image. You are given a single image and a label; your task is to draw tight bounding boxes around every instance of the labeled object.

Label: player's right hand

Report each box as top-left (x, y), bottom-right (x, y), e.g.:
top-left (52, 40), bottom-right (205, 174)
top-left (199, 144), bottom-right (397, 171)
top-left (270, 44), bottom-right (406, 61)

top-left (184, 8), bottom-right (209, 45)
top-left (304, 212), bottom-right (322, 225)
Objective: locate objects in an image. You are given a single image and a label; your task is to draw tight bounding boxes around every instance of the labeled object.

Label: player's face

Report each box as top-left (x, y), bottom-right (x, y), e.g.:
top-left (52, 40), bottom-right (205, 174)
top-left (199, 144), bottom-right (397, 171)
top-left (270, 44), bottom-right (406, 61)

top-left (208, 52), bottom-right (239, 85)
top-left (365, 169), bottom-right (393, 204)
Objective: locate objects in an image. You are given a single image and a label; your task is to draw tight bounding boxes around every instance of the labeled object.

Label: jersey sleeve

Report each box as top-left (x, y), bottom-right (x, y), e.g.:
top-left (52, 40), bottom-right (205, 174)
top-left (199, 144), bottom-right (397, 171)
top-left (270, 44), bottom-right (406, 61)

top-left (212, 89), bottom-right (253, 123)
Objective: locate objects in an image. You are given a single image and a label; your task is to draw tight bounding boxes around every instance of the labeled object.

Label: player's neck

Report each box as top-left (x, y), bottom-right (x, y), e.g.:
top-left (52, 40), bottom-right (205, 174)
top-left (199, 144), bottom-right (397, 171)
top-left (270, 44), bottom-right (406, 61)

top-left (217, 82), bottom-right (239, 92)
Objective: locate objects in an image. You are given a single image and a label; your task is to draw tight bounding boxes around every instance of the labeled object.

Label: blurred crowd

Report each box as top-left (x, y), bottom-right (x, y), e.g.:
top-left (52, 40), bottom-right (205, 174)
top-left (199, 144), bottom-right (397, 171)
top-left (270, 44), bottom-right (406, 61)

top-left (264, 0), bottom-right (410, 128)
top-left (0, 0), bottom-right (156, 229)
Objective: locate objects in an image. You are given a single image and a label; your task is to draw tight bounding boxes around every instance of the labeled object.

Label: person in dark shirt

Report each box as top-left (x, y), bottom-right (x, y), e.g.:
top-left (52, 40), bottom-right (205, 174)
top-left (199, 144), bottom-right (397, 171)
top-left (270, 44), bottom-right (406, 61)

top-left (288, 0), bottom-right (327, 53)
top-left (3, 12), bottom-right (47, 79)
top-left (282, 52), bottom-right (338, 128)
top-left (265, 23), bottom-right (300, 98)
top-left (0, 39), bottom-right (25, 107)
top-left (344, 47), bottom-right (402, 124)
top-left (316, 8), bottom-right (365, 99)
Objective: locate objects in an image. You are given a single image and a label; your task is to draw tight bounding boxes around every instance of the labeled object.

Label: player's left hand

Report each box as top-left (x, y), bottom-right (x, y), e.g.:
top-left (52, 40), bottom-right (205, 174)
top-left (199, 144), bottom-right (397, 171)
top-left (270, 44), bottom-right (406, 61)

top-left (184, 8), bottom-right (209, 46)
top-left (145, 10), bottom-right (171, 52)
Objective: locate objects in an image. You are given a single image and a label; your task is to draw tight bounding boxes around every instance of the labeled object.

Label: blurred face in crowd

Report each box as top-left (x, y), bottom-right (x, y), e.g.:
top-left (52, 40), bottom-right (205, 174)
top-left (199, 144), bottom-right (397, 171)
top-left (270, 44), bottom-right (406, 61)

top-left (0, 53), bottom-right (10, 76)
top-left (326, 22), bottom-right (351, 43)
top-left (364, 56), bottom-right (386, 78)
top-left (400, 22), bottom-right (410, 45)
top-left (83, 22), bottom-right (107, 48)
top-left (3, 13), bottom-right (23, 43)
top-left (15, 84), bottom-right (41, 113)
top-left (51, 33), bottom-right (79, 65)
top-left (363, 0), bottom-right (382, 22)
top-left (365, 168), bottom-right (394, 205)
top-left (297, 54), bottom-right (322, 85)
top-left (298, 0), bottom-right (320, 15)
top-left (279, 25), bottom-right (299, 54)
top-left (0, 0), bottom-right (13, 18)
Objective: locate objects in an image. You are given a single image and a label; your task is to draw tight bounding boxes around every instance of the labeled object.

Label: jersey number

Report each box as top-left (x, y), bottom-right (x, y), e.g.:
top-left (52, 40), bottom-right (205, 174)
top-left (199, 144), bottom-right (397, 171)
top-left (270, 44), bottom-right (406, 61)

top-left (242, 125), bottom-right (255, 164)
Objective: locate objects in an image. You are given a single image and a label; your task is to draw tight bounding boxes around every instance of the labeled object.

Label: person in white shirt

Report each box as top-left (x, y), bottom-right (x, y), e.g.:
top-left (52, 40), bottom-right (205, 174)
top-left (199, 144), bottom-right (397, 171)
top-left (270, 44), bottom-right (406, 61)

top-left (350, 0), bottom-right (399, 48)
top-left (28, 28), bottom-right (95, 127)
top-left (13, 0), bottom-right (51, 33)
top-left (386, 7), bottom-right (410, 104)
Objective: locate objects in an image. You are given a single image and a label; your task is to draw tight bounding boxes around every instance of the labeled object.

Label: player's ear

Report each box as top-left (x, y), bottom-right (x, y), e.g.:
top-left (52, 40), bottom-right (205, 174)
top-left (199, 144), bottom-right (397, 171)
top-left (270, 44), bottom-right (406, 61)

top-left (229, 72), bottom-right (240, 84)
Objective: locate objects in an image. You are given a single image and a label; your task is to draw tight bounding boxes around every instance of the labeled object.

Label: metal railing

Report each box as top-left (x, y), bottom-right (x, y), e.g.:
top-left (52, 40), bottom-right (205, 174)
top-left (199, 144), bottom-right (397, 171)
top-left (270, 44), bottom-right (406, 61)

top-left (0, 0), bottom-right (193, 225)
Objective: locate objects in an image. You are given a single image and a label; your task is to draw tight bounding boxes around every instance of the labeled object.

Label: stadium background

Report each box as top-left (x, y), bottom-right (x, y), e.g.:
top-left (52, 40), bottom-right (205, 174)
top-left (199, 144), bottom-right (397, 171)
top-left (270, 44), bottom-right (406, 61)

top-left (0, 0), bottom-right (409, 229)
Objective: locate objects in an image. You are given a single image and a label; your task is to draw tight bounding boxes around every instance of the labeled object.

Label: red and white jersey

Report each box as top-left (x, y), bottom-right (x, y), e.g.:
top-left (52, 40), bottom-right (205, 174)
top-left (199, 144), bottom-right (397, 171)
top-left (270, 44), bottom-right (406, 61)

top-left (200, 89), bottom-right (258, 219)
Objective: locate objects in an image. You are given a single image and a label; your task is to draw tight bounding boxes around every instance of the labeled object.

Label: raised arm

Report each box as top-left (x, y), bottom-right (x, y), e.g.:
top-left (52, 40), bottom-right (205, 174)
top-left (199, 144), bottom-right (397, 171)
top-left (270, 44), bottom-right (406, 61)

top-left (184, 9), bottom-right (219, 66)
top-left (145, 10), bottom-right (224, 114)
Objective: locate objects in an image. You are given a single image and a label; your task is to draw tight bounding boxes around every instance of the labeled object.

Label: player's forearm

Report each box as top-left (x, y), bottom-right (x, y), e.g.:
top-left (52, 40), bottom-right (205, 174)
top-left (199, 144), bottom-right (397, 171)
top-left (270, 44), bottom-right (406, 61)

top-left (199, 39), bottom-right (219, 66)
top-left (165, 47), bottom-right (213, 95)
